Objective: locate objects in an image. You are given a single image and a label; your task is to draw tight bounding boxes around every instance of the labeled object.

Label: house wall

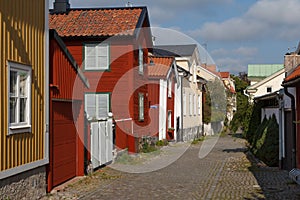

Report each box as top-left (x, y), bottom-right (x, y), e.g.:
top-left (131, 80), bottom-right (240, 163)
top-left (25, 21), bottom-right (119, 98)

top-left (182, 78), bottom-right (202, 141)
top-left (0, 0), bottom-right (48, 197)
top-left (261, 108), bottom-right (279, 123)
top-left (48, 36), bottom-right (86, 191)
top-left (251, 72), bottom-right (285, 99)
top-left (63, 37), bottom-right (149, 152)
top-left (148, 82), bottom-right (160, 137)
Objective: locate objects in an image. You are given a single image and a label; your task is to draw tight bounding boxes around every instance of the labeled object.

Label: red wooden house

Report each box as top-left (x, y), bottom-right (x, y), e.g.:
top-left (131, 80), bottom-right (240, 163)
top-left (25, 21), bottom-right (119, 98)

top-left (49, 3), bottom-right (152, 153)
top-left (148, 56), bottom-right (179, 141)
top-left (48, 29), bottom-right (89, 191)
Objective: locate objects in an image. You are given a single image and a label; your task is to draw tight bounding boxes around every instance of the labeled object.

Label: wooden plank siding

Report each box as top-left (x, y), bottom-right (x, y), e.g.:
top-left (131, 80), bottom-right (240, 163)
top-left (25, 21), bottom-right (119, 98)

top-left (0, 0), bottom-right (47, 171)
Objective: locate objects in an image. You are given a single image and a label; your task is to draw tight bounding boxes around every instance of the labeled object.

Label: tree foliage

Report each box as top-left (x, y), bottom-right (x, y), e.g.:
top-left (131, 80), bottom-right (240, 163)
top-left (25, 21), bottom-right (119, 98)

top-left (229, 75), bottom-right (251, 133)
top-left (203, 78), bottom-right (227, 124)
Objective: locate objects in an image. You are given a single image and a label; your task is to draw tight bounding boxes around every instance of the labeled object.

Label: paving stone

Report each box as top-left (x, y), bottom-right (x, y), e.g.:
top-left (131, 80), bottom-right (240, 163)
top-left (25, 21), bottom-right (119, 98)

top-left (41, 135), bottom-right (300, 200)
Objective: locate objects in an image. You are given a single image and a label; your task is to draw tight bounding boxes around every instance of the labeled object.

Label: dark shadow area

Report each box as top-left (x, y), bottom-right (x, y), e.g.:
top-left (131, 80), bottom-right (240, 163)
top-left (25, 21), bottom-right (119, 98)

top-left (222, 147), bottom-right (247, 153)
top-left (244, 150), bottom-right (300, 200)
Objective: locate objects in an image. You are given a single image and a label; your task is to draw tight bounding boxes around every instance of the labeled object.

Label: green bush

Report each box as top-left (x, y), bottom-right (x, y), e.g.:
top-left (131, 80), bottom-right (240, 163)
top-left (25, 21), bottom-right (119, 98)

top-left (156, 139), bottom-right (169, 146)
top-left (250, 114), bottom-right (279, 167)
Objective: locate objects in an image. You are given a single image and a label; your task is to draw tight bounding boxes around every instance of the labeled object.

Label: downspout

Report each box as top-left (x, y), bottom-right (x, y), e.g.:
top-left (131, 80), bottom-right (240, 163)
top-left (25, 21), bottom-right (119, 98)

top-left (284, 86), bottom-right (297, 168)
top-left (278, 91), bottom-right (284, 169)
top-left (180, 76), bottom-right (184, 142)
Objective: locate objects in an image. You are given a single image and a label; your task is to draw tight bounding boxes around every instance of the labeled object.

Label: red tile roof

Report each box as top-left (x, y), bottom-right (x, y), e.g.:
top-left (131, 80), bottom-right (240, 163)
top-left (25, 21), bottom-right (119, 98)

top-left (284, 64), bottom-right (300, 83)
top-left (220, 72), bottom-right (230, 78)
top-left (148, 56), bottom-right (174, 78)
top-left (49, 7), bottom-right (145, 37)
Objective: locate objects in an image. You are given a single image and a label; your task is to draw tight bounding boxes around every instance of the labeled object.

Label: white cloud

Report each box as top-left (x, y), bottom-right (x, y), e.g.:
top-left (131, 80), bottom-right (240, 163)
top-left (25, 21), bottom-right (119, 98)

top-left (211, 46), bottom-right (258, 74)
top-left (189, 0), bottom-right (300, 42)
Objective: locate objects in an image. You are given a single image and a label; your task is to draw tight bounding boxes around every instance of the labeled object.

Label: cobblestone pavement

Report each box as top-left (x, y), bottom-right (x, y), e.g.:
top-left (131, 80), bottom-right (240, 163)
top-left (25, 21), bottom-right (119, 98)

top-left (42, 135), bottom-right (300, 200)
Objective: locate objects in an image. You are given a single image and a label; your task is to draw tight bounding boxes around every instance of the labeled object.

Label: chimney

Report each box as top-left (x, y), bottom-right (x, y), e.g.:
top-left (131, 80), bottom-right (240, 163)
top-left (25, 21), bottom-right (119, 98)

top-left (284, 52), bottom-right (300, 75)
top-left (53, 0), bottom-right (70, 13)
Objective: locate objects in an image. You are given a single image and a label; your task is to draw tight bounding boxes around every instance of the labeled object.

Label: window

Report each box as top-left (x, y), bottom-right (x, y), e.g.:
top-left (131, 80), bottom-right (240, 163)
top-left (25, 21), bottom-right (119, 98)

top-left (168, 110), bottom-right (172, 128)
top-left (198, 95), bottom-right (201, 115)
top-left (138, 46), bottom-right (144, 74)
top-left (85, 93), bottom-right (110, 120)
top-left (168, 79), bottom-right (172, 98)
top-left (183, 92), bottom-right (186, 116)
top-left (139, 93), bottom-right (144, 121)
top-left (8, 62), bottom-right (31, 134)
top-left (194, 94), bottom-right (197, 116)
top-left (189, 94), bottom-right (193, 116)
top-left (84, 43), bottom-right (109, 71)
top-left (267, 87), bottom-right (272, 93)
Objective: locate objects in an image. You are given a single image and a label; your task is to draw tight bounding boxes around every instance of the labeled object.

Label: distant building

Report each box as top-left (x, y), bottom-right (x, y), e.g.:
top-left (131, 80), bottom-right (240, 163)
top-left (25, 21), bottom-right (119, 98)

top-left (248, 64), bottom-right (284, 85)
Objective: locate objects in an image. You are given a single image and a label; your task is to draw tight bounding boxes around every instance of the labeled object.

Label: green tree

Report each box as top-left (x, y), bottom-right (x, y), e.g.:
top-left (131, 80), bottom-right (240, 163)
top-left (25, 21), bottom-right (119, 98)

top-left (229, 75), bottom-right (251, 133)
top-left (204, 78), bottom-right (227, 123)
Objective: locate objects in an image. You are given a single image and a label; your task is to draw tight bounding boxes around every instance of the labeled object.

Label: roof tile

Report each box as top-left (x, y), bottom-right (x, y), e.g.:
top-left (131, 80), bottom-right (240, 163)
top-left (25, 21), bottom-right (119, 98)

top-left (148, 56), bottom-right (174, 78)
top-left (49, 8), bottom-right (143, 37)
top-left (285, 64), bottom-right (300, 82)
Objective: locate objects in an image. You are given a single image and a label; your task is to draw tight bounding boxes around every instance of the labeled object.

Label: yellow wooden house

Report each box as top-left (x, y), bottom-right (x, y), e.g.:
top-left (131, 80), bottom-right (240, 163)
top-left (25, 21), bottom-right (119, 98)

top-left (0, 0), bottom-right (49, 198)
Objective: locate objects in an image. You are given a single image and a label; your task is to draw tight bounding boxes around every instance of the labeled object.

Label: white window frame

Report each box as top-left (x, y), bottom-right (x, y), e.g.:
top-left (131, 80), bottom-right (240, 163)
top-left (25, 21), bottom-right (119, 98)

top-left (168, 79), bottom-right (172, 98)
top-left (85, 93), bottom-right (110, 120)
top-left (139, 93), bottom-right (144, 121)
top-left (189, 93), bottom-right (193, 116)
top-left (194, 94), bottom-right (197, 116)
top-left (168, 110), bottom-right (172, 128)
top-left (7, 61), bottom-right (32, 134)
top-left (198, 95), bottom-right (201, 116)
top-left (138, 45), bottom-right (144, 75)
top-left (84, 43), bottom-right (109, 71)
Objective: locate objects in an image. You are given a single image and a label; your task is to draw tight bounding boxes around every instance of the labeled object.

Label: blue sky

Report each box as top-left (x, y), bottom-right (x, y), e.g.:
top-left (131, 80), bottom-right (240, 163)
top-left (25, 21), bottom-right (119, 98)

top-left (49, 0), bottom-right (300, 74)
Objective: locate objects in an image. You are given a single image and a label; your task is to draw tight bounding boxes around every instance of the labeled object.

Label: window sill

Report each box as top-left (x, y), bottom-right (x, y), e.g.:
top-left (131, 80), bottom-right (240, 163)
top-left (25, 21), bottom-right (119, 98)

top-left (8, 125), bottom-right (32, 135)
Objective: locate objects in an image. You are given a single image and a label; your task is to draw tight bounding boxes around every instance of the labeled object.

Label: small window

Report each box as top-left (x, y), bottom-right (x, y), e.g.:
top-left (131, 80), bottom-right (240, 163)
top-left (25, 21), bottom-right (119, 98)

top-left (168, 110), bottom-right (172, 128)
top-left (84, 43), bottom-right (109, 71)
top-left (198, 95), bottom-right (201, 115)
top-left (85, 93), bottom-right (110, 120)
top-left (8, 62), bottom-right (32, 134)
top-left (194, 94), bottom-right (197, 116)
top-left (138, 46), bottom-right (144, 74)
top-left (168, 79), bottom-right (172, 98)
top-left (189, 94), bottom-right (193, 116)
top-left (139, 93), bottom-right (144, 121)
top-left (267, 87), bottom-right (272, 93)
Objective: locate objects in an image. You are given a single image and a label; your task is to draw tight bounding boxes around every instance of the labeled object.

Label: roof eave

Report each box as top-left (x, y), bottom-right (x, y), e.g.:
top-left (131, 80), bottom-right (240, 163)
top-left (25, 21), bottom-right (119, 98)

top-left (50, 29), bottom-right (90, 88)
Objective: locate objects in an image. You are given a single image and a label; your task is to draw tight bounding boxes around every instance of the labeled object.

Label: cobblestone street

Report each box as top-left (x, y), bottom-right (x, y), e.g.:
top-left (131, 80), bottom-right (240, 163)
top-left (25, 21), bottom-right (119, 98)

top-left (43, 135), bottom-right (300, 200)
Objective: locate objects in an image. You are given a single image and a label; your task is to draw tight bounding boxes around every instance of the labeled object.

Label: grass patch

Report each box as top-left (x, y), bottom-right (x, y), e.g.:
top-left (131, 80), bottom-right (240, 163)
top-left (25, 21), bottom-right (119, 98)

top-left (191, 136), bottom-right (205, 145)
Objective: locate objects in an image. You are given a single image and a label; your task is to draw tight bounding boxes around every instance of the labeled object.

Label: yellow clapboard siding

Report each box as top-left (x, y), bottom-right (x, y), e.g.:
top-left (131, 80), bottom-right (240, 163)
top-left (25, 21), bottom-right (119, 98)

top-left (0, 0), bottom-right (46, 171)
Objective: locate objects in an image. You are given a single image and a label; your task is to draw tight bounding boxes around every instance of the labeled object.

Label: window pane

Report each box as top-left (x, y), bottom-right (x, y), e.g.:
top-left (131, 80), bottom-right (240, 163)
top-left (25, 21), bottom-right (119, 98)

top-left (19, 72), bottom-right (28, 97)
top-left (139, 47), bottom-right (143, 74)
top-left (139, 93), bottom-right (144, 120)
top-left (85, 94), bottom-right (96, 119)
top-left (20, 98), bottom-right (27, 122)
top-left (97, 94), bottom-right (109, 118)
top-left (85, 44), bottom-right (97, 70)
top-left (10, 71), bottom-right (17, 96)
top-left (10, 97), bottom-right (17, 123)
top-left (98, 45), bottom-right (108, 56)
top-left (98, 56), bottom-right (108, 70)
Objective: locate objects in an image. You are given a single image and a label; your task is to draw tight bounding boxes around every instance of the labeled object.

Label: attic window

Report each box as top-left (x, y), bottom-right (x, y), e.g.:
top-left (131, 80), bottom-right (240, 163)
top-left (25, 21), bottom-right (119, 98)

top-left (267, 87), bottom-right (272, 93)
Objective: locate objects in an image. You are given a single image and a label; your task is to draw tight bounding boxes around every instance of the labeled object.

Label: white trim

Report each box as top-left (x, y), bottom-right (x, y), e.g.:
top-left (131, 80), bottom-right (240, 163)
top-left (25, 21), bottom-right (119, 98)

top-left (45, 0), bottom-right (50, 163)
top-left (7, 61), bottom-right (32, 135)
top-left (0, 158), bottom-right (48, 180)
top-left (159, 79), bottom-right (167, 140)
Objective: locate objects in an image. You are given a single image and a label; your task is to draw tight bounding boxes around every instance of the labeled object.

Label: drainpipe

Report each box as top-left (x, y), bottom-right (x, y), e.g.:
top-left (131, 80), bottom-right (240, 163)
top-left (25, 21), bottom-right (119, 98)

top-left (278, 90), bottom-right (284, 169)
top-left (180, 76), bottom-right (184, 142)
top-left (284, 86), bottom-right (297, 168)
